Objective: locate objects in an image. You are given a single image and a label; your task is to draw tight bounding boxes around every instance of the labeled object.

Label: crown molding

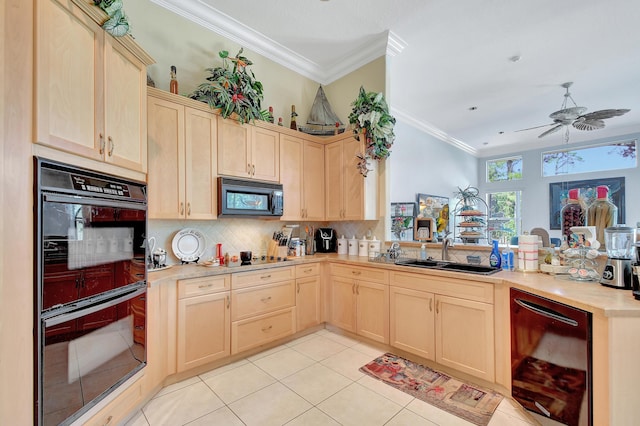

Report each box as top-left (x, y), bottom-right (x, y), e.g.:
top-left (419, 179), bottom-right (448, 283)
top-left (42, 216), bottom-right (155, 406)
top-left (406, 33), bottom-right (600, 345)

top-left (150, 0), bottom-right (406, 85)
top-left (392, 107), bottom-right (478, 156)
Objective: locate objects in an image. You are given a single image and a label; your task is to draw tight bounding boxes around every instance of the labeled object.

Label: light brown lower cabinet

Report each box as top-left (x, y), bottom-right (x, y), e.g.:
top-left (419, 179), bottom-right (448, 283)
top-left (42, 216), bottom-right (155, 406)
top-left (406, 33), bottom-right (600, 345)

top-left (328, 264), bottom-right (389, 344)
top-left (295, 263), bottom-right (321, 331)
top-left (176, 275), bottom-right (231, 372)
top-left (390, 271), bottom-right (495, 382)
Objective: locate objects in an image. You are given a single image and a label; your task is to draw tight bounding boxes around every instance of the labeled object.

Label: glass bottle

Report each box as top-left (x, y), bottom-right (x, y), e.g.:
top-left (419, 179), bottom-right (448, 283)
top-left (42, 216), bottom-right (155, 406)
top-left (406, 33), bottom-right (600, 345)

top-left (586, 185), bottom-right (618, 249)
top-left (170, 65), bottom-right (178, 94)
top-left (560, 188), bottom-right (585, 242)
top-left (290, 105), bottom-right (298, 130)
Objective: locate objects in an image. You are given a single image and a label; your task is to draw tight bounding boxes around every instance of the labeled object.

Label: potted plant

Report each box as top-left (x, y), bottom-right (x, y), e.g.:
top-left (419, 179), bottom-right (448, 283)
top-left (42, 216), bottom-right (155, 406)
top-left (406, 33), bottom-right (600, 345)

top-left (189, 48), bottom-right (269, 124)
top-left (348, 86), bottom-right (396, 176)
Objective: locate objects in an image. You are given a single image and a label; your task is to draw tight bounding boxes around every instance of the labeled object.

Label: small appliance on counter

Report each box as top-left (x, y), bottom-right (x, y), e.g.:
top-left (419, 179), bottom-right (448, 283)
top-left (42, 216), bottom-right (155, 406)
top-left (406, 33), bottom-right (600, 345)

top-left (600, 225), bottom-right (634, 289)
top-left (632, 242), bottom-right (640, 299)
top-left (315, 228), bottom-right (337, 252)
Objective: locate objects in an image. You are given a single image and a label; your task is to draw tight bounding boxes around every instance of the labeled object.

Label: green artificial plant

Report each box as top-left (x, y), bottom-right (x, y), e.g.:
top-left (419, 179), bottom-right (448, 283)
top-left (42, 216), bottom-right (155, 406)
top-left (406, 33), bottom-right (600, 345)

top-left (189, 49), bottom-right (269, 124)
top-left (94, 0), bottom-right (130, 37)
top-left (348, 86), bottom-right (396, 175)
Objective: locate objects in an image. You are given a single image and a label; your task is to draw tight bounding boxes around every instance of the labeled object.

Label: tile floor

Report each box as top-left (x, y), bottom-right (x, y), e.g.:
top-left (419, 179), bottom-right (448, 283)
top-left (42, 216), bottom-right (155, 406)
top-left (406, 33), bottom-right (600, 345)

top-left (126, 329), bottom-right (537, 426)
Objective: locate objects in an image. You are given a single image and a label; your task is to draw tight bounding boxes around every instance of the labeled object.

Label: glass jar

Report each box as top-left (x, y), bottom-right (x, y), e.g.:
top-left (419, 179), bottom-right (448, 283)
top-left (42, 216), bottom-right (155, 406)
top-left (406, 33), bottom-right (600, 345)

top-left (586, 185), bottom-right (618, 249)
top-left (561, 188), bottom-right (585, 241)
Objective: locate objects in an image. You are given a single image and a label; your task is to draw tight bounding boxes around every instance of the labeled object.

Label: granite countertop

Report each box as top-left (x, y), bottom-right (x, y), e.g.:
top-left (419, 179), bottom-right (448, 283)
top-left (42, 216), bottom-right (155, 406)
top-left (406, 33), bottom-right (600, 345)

top-left (147, 253), bottom-right (640, 318)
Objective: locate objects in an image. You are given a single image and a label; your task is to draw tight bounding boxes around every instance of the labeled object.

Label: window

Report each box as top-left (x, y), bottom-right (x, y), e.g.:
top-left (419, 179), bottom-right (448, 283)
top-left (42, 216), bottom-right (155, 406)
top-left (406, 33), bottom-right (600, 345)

top-left (486, 156), bottom-right (523, 182)
top-left (542, 140), bottom-right (636, 177)
top-left (487, 191), bottom-right (521, 242)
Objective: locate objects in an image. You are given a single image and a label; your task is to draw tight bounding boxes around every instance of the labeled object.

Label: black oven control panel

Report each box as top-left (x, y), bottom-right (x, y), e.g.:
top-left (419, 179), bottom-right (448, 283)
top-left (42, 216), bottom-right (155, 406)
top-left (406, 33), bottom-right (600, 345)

top-left (71, 174), bottom-right (131, 197)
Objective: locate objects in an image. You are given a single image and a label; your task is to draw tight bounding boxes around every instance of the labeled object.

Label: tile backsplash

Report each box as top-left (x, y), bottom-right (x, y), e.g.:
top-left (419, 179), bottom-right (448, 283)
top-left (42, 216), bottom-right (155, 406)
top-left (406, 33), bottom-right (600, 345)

top-left (148, 219), bottom-right (386, 264)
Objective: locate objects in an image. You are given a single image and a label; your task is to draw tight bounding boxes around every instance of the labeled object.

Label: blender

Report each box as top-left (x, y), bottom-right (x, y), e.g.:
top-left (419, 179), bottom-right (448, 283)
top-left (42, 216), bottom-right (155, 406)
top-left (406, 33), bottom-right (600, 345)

top-left (600, 226), bottom-right (634, 289)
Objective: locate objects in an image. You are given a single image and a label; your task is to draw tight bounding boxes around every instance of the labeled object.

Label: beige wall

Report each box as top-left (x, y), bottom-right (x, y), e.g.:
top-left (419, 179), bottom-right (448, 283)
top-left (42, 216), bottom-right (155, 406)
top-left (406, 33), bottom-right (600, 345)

top-left (1, 0), bottom-right (35, 424)
top-left (125, 1), bottom-right (386, 130)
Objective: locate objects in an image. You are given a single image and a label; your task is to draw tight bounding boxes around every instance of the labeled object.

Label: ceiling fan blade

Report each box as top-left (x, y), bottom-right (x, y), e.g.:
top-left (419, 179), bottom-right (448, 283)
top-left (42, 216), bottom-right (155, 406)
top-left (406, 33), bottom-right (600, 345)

top-left (514, 123), bottom-right (554, 132)
top-left (579, 108), bottom-right (630, 121)
top-left (538, 124), bottom-right (563, 138)
top-left (549, 106), bottom-right (588, 121)
top-left (573, 118), bottom-right (605, 131)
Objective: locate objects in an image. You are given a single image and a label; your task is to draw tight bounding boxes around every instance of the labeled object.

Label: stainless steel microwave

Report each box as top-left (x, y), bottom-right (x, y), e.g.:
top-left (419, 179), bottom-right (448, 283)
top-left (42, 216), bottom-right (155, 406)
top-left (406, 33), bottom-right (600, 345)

top-left (218, 177), bottom-right (283, 217)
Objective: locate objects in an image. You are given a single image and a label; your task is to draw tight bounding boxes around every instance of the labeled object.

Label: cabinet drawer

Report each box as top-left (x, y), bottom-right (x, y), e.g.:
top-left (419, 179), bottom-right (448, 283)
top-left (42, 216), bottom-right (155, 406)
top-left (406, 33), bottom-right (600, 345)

top-left (232, 266), bottom-right (295, 289)
top-left (232, 308), bottom-right (296, 354)
top-left (178, 275), bottom-right (230, 299)
top-left (390, 271), bottom-right (493, 304)
top-left (231, 280), bottom-right (295, 321)
top-left (296, 262), bottom-right (320, 277)
top-left (84, 375), bottom-right (144, 426)
top-left (330, 264), bottom-right (389, 284)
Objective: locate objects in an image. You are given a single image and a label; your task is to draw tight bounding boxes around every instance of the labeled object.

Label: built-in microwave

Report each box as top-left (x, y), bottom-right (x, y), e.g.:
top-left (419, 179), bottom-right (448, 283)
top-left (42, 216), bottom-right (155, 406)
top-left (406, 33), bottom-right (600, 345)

top-left (218, 177), bottom-right (283, 217)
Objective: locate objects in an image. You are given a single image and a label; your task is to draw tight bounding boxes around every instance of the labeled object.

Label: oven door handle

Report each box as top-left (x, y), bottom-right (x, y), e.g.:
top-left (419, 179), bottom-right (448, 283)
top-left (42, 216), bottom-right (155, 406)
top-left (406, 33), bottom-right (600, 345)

top-left (514, 298), bottom-right (579, 327)
top-left (44, 285), bottom-right (146, 327)
top-left (43, 193), bottom-right (145, 211)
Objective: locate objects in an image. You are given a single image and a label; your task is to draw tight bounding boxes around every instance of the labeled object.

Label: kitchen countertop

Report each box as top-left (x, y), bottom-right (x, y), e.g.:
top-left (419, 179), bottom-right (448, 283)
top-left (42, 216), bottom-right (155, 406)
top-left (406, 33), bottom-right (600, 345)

top-left (147, 254), bottom-right (640, 318)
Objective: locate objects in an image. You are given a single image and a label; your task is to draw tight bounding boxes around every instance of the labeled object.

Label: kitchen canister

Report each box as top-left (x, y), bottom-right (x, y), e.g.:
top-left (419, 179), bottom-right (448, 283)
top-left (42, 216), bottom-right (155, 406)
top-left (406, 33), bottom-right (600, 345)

top-left (517, 234), bottom-right (539, 272)
top-left (358, 237), bottom-right (369, 257)
top-left (368, 237), bottom-right (381, 259)
top-left (348, 236), bottom-right (359, 256)
top-left (337, 235), bottom-right (348, 255)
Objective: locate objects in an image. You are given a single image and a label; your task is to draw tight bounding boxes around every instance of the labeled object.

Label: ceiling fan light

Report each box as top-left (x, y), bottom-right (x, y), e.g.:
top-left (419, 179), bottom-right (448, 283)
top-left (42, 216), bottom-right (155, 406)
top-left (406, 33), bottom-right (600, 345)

top-left (572, 119), bottom-right (605, 131)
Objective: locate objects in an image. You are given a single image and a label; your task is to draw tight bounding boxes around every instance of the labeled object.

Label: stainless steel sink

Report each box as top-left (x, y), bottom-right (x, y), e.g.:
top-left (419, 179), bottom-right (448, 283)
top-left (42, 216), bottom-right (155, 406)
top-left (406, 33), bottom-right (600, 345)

top-left (394, 258), bottom-right (501, 275)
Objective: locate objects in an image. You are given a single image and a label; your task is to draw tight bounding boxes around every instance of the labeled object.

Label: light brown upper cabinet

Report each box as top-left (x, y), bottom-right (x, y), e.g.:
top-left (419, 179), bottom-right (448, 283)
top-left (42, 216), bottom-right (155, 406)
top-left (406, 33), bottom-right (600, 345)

top-left (279, 134), bottom-right (325, 221)
top-left (147, 90), bottom-right (217, 220)
top-left (218, 119), bottom-right (279, 182)
top-left (325, 134), bottom-right (378, 221)
top-left (34, 0), bottom-right (153, 173)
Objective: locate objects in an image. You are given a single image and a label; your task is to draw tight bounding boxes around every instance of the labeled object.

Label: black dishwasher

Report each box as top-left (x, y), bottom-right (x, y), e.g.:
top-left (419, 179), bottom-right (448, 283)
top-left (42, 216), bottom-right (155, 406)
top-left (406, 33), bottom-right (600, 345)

top-left (510, 288), bottom-right (592, 426)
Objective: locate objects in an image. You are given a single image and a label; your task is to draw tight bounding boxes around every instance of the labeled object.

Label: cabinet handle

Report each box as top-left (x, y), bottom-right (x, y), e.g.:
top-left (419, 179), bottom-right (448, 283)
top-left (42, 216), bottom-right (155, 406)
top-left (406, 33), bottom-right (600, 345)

top-left (226, 295), bottom-right (230, 309)
top-left (303, 268), bottom-right (312, 273)
top-left (179, 202), bottom-right (184, 215)
top-left (187, 202), bottom-right (191, 216)
top-left (99, 133), bottom-right (105, 154)
top-left (103, 415), bottom-right (113, 425)
top-left (260, 274), bottom-right (271, 280)
top-left (252, 164), bottom-right (256, 175)
top-left (198, 284), bottom-right (213, 289)
top-left (247, 163), bottom-right (252, 175)
top-left (75, 278), bottom-right (80, 289)
top-left (356, 284), bottom-right (359, 295)
top-left (297, 282), bottom-right (300, 293)
top-left (351, 270), bottom-right (361, 276)
top-left (352, 283), bottom-right (356, 294)
top-left (436, 300), bottom-right (439, 314)
top-left (429, 298), bottom-right (433, 312)
top-left (260, 296), bottom-right (272, 303)
top-left (262, 325), bottom-right (273, 332)
top-left (108, 136), bottom-right (114, 156)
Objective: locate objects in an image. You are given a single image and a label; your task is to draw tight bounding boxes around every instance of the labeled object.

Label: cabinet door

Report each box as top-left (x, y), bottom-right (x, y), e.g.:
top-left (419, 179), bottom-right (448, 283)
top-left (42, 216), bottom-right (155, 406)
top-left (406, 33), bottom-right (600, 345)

top-left (185, 107), bottom-right (217, 219)
top-left (177, 292), bottom-right (231, 372)
top-left (324, 142), bottom-right (344, 221)
top-left (356, 281), bottom-right (389, 344)
top-left (296, 276), bottom-right (321, 331)
top-left (435, 295), bottom-right (495, 381)
top-left (329, 276), bottom-right (356, 332)
top-left (35, 0), bottom-right (103, 160)
top-left (390, 286), bottom-right (435, 360)
top-left (251, 127), bottom-right (279, 181)
top-left (147, 96), bottom-right (185, 219)
top-left (103, 38), bottom-right (147, 172)
top-left (303, 140), bottom-right (325, 221)
top-left (342, 137), bottom-right (365, 220)
top-left (279, 134), bottom-right (303, 220)
top-left (217, 116), bottom-right (251, 178)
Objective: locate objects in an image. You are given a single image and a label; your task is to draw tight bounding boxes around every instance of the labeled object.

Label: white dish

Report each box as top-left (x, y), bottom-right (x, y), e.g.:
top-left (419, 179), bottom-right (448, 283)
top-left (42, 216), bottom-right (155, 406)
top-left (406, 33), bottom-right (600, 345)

top-left (172, 228), bottom-right (206, 262)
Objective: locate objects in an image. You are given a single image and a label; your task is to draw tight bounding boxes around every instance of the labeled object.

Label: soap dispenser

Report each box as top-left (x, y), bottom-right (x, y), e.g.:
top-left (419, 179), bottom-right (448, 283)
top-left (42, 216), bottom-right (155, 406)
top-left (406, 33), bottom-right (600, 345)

top-left (489, 239), bottom-right (501, 268)
top-left (420, 243), bottom-right (427, 260)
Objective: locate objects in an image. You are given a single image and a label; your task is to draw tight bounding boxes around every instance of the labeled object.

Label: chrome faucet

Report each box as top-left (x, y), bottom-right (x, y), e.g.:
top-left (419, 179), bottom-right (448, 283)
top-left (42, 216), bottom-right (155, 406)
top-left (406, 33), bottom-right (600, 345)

top-left (388, 241), bottom-right (401, 259)
top-left (441, 233), bottom-right (453, 261)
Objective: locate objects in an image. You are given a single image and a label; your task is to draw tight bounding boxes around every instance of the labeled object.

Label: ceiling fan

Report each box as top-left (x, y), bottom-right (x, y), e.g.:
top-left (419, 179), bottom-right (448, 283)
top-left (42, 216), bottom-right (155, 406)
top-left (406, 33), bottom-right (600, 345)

top-left (517, 82), bottom-right (630, 138)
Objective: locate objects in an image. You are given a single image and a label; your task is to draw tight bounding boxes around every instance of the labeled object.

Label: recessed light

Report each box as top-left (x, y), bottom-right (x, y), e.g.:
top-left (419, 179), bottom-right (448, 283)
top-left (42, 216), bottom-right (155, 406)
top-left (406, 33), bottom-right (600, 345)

top-left (468, 106), bottom-right (478, 111)
top-left (509, 55), bottom-right (521, 63)
top-left (498, 131), bottom-right (504, 135)
top-left (483, 142), bottom-right (489, 145)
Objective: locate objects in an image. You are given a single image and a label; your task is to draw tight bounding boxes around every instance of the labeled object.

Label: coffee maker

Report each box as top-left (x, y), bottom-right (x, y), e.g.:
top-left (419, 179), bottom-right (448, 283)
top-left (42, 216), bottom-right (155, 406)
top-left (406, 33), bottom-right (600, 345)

top-left (600, 226), bottom-right (634, 289)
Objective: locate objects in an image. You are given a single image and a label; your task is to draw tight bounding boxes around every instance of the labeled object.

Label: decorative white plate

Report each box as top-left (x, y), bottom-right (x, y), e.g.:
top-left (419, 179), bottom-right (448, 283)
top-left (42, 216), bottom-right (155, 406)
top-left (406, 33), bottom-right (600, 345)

top-left (172, 228), bottom-right (206, 262)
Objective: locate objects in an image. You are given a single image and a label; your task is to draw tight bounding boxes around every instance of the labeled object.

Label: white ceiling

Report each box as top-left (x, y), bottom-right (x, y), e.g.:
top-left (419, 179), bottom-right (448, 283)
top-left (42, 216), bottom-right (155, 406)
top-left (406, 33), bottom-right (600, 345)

top-left (153, 0), bottom-right (640, 156)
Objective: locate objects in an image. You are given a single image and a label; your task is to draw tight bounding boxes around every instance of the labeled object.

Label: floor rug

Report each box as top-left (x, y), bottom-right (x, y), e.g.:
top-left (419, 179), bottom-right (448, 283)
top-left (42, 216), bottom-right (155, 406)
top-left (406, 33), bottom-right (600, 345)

top-left (360, 353), bottom-right (504, 426)
top-left (511, 356), bottom-right (586, 426)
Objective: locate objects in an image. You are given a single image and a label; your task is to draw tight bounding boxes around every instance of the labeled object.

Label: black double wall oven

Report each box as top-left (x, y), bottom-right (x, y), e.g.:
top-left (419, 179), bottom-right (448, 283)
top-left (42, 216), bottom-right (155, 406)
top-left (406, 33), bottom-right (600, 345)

top-left (34, 158), bottom-right (148, 425)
